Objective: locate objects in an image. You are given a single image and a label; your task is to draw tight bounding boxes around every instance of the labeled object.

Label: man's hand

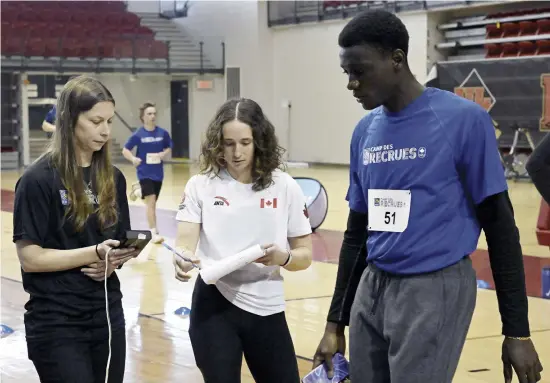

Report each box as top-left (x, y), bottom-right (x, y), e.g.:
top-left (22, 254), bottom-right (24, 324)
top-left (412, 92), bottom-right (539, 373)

top-left (81, 261), bottom-right (116, 282)
top-left (503, 337), bottom-right (543, 383)
top-left (312, 322), bottom-right (347, 379)
top-left (158, 151), bottom-right (168, 161)
top-left (132, 157), bottom-right (142, 167)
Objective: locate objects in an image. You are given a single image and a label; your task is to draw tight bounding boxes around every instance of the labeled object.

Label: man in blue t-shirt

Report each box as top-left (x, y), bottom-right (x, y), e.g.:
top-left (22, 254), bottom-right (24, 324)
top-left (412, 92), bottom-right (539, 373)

top-left (312, 10), bottom-right (543, 383)
top-left (122, 102), bottom-right (172, 244)
top-left (42, 105), bottom-right (56, 138)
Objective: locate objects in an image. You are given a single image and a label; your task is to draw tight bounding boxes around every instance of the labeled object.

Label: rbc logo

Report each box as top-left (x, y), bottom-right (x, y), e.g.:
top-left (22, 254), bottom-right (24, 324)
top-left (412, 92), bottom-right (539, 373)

top-left (418, 147), bottom-right (426, 158)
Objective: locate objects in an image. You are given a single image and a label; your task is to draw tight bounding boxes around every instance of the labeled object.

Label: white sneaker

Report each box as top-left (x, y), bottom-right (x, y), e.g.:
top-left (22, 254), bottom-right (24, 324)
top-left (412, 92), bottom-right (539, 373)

top-left (129, 182), bottom-right (141, 201)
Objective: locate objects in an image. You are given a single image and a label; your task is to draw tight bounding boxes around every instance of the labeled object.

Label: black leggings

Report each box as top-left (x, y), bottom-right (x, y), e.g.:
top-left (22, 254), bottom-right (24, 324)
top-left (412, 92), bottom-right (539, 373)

top-left (27, 328), bottom-right (126, 383)
top-left (189, 277), bottom-right (300, 383)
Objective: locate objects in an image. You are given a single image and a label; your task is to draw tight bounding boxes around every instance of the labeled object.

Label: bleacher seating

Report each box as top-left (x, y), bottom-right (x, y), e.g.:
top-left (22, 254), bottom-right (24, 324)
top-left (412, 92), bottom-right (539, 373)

top-left (323, 0), bottom-right (366, 8)
top-left (1, 1), bottom-right (169, 61)
top-left (321, 0), bottom-right (480, 13)
top-left (267, 1), bottom-right (489, 28)
top-left (482, 8), bottom-right (550, 58)
top-left (437, 6), bottom-right (550, 60)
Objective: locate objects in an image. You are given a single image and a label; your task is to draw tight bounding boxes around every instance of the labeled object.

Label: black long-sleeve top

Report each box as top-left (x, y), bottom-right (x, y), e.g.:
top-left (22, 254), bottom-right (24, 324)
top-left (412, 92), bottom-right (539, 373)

top-left (327, 191), bottom-right (530, 338)
top-left (526, 132), bottom-right (550, 205)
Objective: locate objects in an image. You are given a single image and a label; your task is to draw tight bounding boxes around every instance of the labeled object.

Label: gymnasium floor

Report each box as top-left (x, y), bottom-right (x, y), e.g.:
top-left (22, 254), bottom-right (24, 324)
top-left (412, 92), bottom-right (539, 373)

top-left (1, 163), bottom-right (549, 383)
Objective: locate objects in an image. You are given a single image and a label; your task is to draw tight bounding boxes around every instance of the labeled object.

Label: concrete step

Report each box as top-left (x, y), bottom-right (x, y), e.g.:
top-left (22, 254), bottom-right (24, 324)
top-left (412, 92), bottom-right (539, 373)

top-left (156, 36), bottom-right (195, 44)
top-left (170, 48), bottom-right (202, 55)
top-left (143, 23), bottom-right (181, 31)
top-left (156, 33), bottom-right (191, 41)
top-left (131, 10), bottom-right (215, 68)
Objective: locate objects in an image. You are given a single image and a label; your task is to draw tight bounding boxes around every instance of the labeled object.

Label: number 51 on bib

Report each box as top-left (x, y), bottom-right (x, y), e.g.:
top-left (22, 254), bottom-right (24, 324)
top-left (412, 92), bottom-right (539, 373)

top-left (367, 189), bottom-right (411, 233)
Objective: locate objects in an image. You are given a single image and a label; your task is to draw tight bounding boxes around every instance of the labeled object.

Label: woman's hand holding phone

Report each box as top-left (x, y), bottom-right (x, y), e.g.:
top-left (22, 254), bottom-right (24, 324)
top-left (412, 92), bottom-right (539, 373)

top-left (82, 239), bottom-right (141, 281)
top-left (96, 239), bottom-right (140, 266)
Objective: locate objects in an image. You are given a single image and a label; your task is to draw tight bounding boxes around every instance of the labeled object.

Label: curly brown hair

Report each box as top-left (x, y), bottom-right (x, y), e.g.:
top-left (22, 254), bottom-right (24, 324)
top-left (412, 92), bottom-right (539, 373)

top-left (199, 98), bottom-right (286, 191)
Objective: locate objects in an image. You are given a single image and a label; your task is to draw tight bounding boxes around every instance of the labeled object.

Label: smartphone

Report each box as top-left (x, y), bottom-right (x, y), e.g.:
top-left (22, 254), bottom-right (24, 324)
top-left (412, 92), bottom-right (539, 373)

top-left (116, 230), bottom-right (152, 252)
top-left (302, 353), bottom-right (350, 383)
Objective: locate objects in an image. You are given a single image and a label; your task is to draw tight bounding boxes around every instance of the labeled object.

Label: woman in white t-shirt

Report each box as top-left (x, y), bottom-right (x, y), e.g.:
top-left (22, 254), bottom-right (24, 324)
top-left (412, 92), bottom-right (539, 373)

top-left (173, 98), bottom-right (313, 382)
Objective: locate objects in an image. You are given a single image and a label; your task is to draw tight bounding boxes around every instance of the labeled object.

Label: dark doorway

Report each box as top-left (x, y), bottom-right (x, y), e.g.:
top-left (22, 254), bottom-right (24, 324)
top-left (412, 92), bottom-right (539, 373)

top-left (170, 80), bottom-right (189, 158)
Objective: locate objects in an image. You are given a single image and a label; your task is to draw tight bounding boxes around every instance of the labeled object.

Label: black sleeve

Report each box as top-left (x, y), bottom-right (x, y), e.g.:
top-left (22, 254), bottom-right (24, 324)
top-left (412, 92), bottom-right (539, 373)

top-left (12, 170), bottom-right (51, 247)
top-left (526, 132), bottom-right (550, 204)
top-left (114, 169), bottom-right (132, 269)
top-left (115, 169), bottom-right (131, 240)
top-left (475, 191), bottom-right (530, 338)
top-left (326, 209), bottom-right (368, 326)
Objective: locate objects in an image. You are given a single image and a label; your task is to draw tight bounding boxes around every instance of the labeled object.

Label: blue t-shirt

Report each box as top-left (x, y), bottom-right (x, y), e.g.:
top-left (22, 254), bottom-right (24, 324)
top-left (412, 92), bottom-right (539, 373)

top-left (44, 106), bottom-right (56, 138)
top-left (347, 87), bottom-right (507, 274)
top-left (124, 126), bottom-right (173, 182)
top-left (45, 106), bottom-right (56, 124)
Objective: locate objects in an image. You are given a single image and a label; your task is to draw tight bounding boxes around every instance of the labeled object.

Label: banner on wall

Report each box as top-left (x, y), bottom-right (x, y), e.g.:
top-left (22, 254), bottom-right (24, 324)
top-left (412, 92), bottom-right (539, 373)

top-left (434, 57), bottom-right (550, 148)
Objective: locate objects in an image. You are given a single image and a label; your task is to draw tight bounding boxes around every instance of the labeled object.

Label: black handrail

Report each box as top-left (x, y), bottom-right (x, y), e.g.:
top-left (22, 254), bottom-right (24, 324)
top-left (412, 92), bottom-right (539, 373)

top-left (115, 111), bottom-right (135, 132)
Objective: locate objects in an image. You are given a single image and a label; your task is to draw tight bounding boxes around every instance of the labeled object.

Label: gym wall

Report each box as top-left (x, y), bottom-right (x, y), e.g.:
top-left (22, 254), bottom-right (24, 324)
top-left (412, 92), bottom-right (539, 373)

top-left (172, 1), bottom-right (431, 164)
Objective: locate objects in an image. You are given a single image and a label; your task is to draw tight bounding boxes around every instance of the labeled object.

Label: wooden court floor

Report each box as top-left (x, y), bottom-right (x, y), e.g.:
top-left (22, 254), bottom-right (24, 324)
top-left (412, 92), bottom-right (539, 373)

top-left (1, 163), bottom-right (549, 383)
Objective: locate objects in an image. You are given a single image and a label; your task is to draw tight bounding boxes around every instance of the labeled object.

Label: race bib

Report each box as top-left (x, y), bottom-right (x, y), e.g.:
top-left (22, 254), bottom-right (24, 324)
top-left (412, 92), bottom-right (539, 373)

top-left (146, 153), bottom-right (161, 164)
top-left (368, 189), bottom-right (411, 233)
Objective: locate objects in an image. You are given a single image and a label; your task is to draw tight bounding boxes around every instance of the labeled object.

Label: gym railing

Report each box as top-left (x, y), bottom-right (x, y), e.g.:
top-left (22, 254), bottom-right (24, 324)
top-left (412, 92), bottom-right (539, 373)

top-left (267, 1), bottom-right (492, 27)
top-left (1, 35), bottom-right (225, 75)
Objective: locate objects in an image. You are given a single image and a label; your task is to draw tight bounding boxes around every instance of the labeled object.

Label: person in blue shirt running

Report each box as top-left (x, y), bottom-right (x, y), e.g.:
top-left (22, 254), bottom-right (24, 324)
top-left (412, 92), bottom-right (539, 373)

top-left (312, 9), bottom-right (543, 383)
top-left (42, 105), bottom-right (56, 138)
top-left (122, 101), bottom-right (173, 244)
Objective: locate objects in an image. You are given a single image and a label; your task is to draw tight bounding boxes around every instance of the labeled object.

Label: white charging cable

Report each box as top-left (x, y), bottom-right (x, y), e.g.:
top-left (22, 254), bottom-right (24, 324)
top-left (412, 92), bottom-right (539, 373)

top-left (104, 247), bottom-right (113, 383)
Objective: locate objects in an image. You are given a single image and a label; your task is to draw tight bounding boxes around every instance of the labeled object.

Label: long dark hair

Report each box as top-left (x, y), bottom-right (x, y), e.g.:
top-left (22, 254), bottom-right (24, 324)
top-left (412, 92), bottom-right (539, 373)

top-left (199, 98), bottom-right (286, 191)
top-left (42, 75), bottom-right (117, 231)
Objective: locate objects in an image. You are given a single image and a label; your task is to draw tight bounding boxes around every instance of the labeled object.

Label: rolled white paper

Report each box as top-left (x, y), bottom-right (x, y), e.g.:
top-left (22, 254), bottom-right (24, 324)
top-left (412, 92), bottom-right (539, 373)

top-left (200, 244), bottom-right (265, 285)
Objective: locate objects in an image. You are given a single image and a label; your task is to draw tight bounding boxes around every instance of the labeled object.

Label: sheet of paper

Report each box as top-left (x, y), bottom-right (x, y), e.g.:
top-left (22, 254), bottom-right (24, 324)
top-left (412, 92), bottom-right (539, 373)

top-left (200, 245), bottom-right (264, 285)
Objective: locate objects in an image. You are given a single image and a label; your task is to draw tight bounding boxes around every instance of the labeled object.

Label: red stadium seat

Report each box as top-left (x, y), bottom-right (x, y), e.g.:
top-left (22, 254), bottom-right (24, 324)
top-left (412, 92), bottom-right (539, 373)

top-left (1, 0), bottom-right (167, 61)
top-left (61, 38), bottom-right (83, 58)
top-left (100, 40), bottom-right (117, 58)
top-left (537, 19), bottom-right (550, 35)
top-left (151, 41), bottom-right (168, 59)
top-left (2, 36), bottom-right (25, 56)
top-left (536, 40), bottom-right (550, 55)
top-left (80, 39), bottom-right (100, 58)
top-left (502, 22), bottom-right (520, 38)
top-left (518, 41), bottom-right (536, 56)
top-left (519, 21), bottom-right (538, 36)
top-left (25, 38), bottom-right (46, 57)
top-left (135, 26), bottom-right (154, 36)
top-left (501, 42), bottom-right (519, 57)
top-left (485, 43), bottom-right (502, 58)
top-left (134, 40), bottom-right (151, 59)
top-left (486, 24), bottom-right (502, 39)
top-left (44, 38), bottom-right (63, 57)
top-left (114, 39), bottom-right (133, 59)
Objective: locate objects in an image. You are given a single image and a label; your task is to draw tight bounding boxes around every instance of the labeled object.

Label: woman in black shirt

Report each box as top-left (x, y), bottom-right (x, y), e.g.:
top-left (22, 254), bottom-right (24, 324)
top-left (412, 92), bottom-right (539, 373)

top-left (13, 75), bottom-right (140, 383)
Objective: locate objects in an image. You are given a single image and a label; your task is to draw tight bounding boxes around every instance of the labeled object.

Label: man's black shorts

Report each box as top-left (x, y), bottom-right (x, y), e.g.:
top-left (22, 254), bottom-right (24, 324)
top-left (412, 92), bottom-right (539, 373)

top-left (140, 179), bottom-right (162, 199)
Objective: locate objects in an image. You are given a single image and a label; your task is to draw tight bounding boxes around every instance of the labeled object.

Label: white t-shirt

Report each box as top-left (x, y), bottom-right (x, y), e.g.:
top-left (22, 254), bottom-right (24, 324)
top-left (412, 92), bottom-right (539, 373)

top-left (175, 168), bottom-right (312, 316)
